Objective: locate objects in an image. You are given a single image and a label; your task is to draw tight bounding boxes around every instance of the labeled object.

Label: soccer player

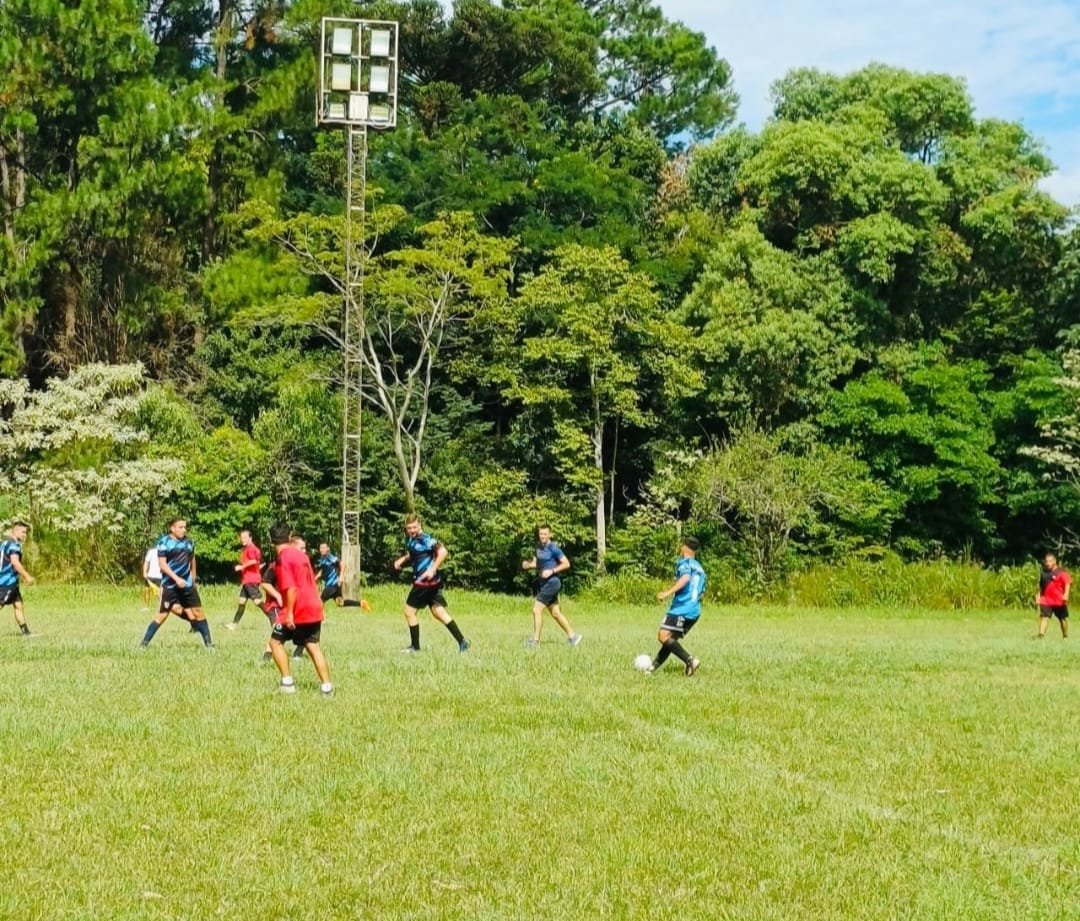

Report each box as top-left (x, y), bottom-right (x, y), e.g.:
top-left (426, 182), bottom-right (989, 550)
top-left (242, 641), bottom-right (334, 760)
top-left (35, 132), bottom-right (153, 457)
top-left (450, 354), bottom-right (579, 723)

top-left (257, 558), bottom-right (284, 662)
top-left (226, 529), bottom-right (263, 630)
top-left (392, 514), bottom-right (469, 652)
top-left (267, 523), bottom-right (333, 695)
top-left (522, 525), bottom-right (581, 648)
top-left (139, 518), bottom-right (214, 648)
top-left (647, 537), bottom-right (706, 676)
top-left (141, 543), bottom-right (162, 610)
top-left (0, 521), bottom-right (35, 636)
top-left (1037, 552), bottom-right (1070, 639)
top-left (315, 542), bottom-right (367, 609)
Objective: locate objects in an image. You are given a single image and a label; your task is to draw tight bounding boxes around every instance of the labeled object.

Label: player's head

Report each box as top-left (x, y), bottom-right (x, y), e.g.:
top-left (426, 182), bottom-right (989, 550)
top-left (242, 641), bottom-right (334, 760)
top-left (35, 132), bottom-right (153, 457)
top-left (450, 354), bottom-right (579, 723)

top-left (405, 513), bottom-right (422, 538)
top-left (167, 518), bottom-right (187, 538)
top-left (319, 542), bottom-right (330, 555)
top-left (270, 523), bottom-right (291, 547)
top-left (681, 536), bottom-right (700, 557)
top-left (291, 535), bottom-right (306, 551)
top-left (1043, 552), bottom-right (1059, 570)
top-left (537, 525), bottom-right (552, 545)
top-left (9, 521), bottom-right (29, 540)
top-left (239, 529), bottom-right (252, 546)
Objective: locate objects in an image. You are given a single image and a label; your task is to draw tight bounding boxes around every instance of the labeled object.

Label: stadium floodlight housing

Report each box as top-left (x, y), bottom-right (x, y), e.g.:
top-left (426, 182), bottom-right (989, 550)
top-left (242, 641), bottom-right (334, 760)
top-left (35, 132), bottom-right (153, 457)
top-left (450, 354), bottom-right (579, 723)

top-left (318, 17), bottom-right (399, 129)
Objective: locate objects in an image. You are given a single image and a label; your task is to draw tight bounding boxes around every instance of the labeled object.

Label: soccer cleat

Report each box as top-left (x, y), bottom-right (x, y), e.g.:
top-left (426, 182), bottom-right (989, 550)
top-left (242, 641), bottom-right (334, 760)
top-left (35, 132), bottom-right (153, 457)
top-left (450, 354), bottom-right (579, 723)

top-left (458, 639), bottom-right (470, 653)
top-left (684, 657), bottom-right (701, 677)
top-left (279, 679), bottom-right (296, 695)
top-left (225, 623), bottom-right (237, 631)
top-left (525, 637), bottom-right (539, 649)
top-left (402, 646), bottom-right (420, 654)
top-left (360, 599), bottom-right (372, 613)
top-left (567, 633), bottom-right (583, 647)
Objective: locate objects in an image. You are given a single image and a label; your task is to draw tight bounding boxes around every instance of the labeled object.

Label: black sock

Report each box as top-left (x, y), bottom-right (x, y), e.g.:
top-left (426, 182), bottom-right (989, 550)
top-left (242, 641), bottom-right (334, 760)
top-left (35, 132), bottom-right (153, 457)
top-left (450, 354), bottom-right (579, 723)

top-left (19, 623), bottom-right (30, 635)
top-left (141, 620), bottom-right (161, 646)
top-left (194, 619), bottom-right (213, 646)
top-left (653, 645), bottom-right (672, 668)
top-left (409, 624), bottom-right (420, 650)
top-left (444, 619), bottom-right (464, 644)
top-left (665, 638), bottom-right (691, 665)
top-left (342, 599), bottom-right (361, 607)
top-left (232, 604), bottom-right (245, 624)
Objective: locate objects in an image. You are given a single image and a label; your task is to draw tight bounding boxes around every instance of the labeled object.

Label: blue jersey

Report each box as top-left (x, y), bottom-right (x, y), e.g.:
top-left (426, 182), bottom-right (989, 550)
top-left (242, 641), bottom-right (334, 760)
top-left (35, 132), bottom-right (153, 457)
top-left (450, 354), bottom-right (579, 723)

top-left (407, 532), bottom-right (442, 585)
top-left (668, 556), bottom-right (706, 619)
top-left (535, 542), bottom-right (566, 582)
top-left (157, 534), bottom-right (195, 589)
top-left (316, 553), bottom-right (340, 588)
top-left (0, 539), bottom-right (23, 588)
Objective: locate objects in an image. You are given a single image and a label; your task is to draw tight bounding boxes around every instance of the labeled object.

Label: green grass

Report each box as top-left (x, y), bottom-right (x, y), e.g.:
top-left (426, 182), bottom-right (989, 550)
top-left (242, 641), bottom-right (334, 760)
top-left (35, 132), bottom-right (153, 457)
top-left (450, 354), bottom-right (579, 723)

top-left (2, 585), bottom-right (1077, 920)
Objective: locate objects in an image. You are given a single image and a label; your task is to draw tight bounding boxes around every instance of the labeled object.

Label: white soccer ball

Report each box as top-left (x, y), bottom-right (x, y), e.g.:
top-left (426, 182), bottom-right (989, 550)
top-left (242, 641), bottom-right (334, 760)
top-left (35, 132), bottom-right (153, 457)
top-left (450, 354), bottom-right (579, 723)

top-left (633, 653), bottom-right (653, 673)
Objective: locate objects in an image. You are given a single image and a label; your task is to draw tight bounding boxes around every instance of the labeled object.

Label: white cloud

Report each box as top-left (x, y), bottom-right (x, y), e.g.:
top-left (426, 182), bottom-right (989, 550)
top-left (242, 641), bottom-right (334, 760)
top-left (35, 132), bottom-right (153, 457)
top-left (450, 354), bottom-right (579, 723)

top-left (658, 0), bottom-right (1080, 205)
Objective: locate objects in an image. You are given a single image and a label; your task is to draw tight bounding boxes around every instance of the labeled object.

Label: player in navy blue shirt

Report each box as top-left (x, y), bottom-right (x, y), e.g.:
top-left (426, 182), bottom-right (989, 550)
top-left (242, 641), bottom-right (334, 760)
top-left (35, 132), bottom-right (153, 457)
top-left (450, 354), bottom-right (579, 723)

top-left (392, 514), bottom-right (469, 652)
top-left (647, 537), bottom-right (707, 676)
top-left (0, 521), bottom-right (36, 636)
top-left (315, 542), bottom-right (367, 609)
top-left (139, 518), bottom-right (214, 649)
top-left (522, 525), bottom-right (581, 648)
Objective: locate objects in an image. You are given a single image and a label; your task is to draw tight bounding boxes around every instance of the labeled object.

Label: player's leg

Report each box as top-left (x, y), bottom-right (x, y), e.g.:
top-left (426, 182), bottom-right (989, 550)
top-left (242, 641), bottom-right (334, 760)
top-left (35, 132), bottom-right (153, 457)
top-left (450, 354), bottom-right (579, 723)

top-left (229, 590), bottom-right (247, 628)
top-left (529, 599), bottom-right (545, 645)
top-left (1038, 605), bottom-right (1051, 638)
top-left (304, 641), bottom-right (333, 693)
top-left (1059, 609), bottom-right (1069, 638)
top-left (403, 601), bottom-right (421, 651)
top-left (187, 605), bottom-right (214, 648)
top-left (268, 632), bottom-right (295, 692)
top-left (549, 602), bottom-right (581, 645)
top-left (430, 601), bottom-right (468, 651)
top-left (11, 596), bottom-right (31, 635)
top-left (140, 594), bottom-right (173, 646)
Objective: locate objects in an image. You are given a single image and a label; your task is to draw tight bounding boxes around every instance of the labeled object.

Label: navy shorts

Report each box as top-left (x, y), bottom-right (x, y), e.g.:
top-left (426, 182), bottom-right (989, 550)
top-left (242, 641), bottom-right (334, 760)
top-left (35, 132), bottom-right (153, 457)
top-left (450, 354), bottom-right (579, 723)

top-left (660, 613), bottom-right (699, 635)
top-left (0, 585), bottom-right (22, 607)
top-left (238, 584), bottom-right (261, 602)
top-left (271, 621), bottom-right (322, 647)
top-left (160, 583), bottom-right (202, 613)
top-left (406, 583), bottom-right (447, 610)
top-left (321, 584), bottom-right (342, 602)
top-left (535, 577), bottom-right (561, 606)
top-left (1040, 604), bottom-right (1069, 620)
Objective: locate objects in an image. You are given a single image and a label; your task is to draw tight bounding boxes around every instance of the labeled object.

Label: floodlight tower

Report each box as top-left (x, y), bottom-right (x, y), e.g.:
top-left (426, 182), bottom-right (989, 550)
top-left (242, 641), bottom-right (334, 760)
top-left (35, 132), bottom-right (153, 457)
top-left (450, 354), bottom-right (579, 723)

top-left (317, 17), bottom-right (399, 596)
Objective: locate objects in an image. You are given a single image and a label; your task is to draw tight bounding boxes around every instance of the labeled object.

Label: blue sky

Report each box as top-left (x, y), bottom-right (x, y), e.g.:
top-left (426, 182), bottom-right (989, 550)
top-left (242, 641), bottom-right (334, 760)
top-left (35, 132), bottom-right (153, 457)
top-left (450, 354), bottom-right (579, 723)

top-left (659, 0), bottom-right (1080, 207)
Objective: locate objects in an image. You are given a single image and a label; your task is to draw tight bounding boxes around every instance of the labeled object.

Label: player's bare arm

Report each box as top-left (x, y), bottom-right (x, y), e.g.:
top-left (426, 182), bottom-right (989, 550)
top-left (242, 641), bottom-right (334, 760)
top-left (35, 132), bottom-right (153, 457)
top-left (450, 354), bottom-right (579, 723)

top-left (10, 552), bottom-right (34, 586)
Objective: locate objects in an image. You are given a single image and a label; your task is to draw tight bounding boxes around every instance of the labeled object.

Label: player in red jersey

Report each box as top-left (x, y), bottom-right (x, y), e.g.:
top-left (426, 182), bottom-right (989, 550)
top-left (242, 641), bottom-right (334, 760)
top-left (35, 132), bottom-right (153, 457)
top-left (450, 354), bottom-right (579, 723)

top-left (267, 523), bottom-right (333, 694)
top-left (1037, 552), bottom-right (1070, 639)
top-left (226, 530), bottom-right (263, 630)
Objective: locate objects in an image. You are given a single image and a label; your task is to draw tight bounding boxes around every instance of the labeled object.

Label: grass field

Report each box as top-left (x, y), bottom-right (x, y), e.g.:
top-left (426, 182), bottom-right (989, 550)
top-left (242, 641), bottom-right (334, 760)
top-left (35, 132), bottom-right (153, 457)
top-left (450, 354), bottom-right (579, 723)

top-left (2, 584), bottom-right (1078, 920)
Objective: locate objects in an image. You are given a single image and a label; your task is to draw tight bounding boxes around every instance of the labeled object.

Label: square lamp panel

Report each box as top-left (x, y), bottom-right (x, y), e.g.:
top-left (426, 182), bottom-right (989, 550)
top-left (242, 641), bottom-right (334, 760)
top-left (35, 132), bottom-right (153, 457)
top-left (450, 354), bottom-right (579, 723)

top-left (331, 26), bottom-right (353, 56)
top-left (369, 64), bottom-right (390, 94)
top-left (349, 93), bottom-right (369, 121)
top-left (330, 61), bottom-right (353, 91)
top-left (370, 29), bottom-right (391, 57)
top-left (369, 103), bottom-right (391, 123)
top-left (326, 100), bottom-right (347, 120)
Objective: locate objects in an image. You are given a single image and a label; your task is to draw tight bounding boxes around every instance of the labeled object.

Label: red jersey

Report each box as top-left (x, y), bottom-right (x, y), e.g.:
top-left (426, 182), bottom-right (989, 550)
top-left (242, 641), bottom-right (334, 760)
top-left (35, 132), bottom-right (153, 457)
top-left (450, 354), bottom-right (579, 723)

top-left (275, 546), bottom-right (323, 625)
top-left (1039, 568), bottom-right (1071, 607)
top-left (240, 543), bottom-right (263, 585)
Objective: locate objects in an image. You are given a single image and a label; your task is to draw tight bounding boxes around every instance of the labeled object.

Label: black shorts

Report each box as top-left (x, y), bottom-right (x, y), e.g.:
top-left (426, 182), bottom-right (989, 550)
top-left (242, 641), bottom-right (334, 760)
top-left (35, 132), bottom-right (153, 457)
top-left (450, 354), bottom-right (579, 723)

top-left (660, 613), bottom-right (699, 635)
top-left (1040, 604), bottom-right (1069, 620)
top-left (271, 621), bottom-right (322, 647)
top-left (238, 584), bottom-right (262, 602)
top-left (406, 583), bottom-right (446, 610)
top-left (261, 604), bottom-right (280, 625)
top-left (0, 585), bottom-right (22, 607)
top-left (160, 583), bottom-right (202, 613)
top-left (321, 584), bottom-right (342, 602)
top-left (535, 577), bottom-right (561, 606)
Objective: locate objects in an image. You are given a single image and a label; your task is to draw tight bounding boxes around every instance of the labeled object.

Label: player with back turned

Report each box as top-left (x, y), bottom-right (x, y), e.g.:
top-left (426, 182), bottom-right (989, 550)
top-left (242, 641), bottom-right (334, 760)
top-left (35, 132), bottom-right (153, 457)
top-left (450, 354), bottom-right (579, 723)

top-left (393, 514), bottom-right (469, 653)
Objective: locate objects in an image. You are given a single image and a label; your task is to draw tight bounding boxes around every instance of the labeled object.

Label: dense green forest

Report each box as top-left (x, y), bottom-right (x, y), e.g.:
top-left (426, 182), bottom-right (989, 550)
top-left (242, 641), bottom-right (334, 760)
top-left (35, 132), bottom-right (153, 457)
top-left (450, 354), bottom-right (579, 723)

top-left (2, 0), bottom-right (1079, 594)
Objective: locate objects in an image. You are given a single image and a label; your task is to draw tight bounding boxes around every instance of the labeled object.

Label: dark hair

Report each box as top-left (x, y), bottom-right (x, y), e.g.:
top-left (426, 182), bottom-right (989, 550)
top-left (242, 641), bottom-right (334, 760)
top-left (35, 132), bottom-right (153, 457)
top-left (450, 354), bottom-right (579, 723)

top-left (270, 523), bottom-right (291, 545)
top-left (405, 513), bottom-right (421, 525)
top-left (537, 524), bottom-right (551, 533)
top-left (167, 517), bottom-right (185, 529)
top-left (11, 520), bottom-right (29, 530)
top-left (683, 536), bottom-right (700, 552)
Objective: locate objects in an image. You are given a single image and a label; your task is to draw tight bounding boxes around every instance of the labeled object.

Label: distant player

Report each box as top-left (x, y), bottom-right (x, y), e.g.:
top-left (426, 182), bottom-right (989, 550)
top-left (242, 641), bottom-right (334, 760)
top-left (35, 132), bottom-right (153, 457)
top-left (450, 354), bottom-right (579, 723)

top-left (267, 523), bottom-right (333, 695)
top-left (139, 518), bottom-right (214, 649)
top-left (257, 558), bottom-right (284, 662)
top-left (141, 543), bottom-right (162, 610)
top-left (0, 521), bottom-right (35, 636)
top-left (522, 525), bottom-right (581, 648)
top-left (392, 514), bottom-right (469, 652)
top-left (1037, 552), bottom-right (1070, 639)
top-left (226, 529), bottom-right (263, 630)
top-left (647, 537), bottom-right (706, 676)
top-left (314, 542), bottom-right (367, 609)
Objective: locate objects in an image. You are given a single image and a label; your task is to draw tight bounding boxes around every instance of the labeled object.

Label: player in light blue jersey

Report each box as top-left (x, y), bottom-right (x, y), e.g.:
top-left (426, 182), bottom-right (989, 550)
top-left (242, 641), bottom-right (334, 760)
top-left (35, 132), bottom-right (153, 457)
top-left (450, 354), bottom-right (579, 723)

top-left (0, 521), bottom-right (36, 636)
top-left (647, 537), bottom-right (706, 676)
top-left (522, 525), bottom-right (581, 648)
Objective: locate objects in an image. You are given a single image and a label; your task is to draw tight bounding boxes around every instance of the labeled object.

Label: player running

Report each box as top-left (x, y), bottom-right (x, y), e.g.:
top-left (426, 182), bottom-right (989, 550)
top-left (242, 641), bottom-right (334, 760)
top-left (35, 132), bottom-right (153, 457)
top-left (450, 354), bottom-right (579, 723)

top-left (315, 542), bottom-right (368, 610)
top-left (393, 514), bottom-right (469, 653)
top-left (522, 525), bottom-right (581, 648)
top-left (1037, 552), bottom-right (1070, 639)
top-left (0, 521), bottom-right (36, 636)
top-left (226, 529), bottom-right (263, 630)
top-left (139, 518), bottom-right (214, 649)
top-left (646, 537), bottom-right (706, 676)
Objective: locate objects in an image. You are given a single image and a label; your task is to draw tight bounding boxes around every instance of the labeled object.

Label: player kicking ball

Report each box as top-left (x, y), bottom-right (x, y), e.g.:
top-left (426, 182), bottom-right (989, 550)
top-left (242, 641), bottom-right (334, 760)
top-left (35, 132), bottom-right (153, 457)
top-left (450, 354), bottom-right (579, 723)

top-left (647, 537), bottom-right (706, 676)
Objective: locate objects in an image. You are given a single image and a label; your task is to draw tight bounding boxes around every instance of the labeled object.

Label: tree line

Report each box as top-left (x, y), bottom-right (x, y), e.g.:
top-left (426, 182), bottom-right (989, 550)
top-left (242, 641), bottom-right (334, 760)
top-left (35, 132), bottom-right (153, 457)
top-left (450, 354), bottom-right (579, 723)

top-left (1, 0), bottom-right (1078, 593)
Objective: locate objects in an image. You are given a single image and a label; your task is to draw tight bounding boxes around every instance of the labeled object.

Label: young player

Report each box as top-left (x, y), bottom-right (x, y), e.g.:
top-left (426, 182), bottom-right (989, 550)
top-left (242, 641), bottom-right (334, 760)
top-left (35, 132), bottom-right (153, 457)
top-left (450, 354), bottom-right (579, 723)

top-left (139, 518), bottom-right (214, 649)
top-left (141, 543), bottom-right (162, 610)
top-left (522, 525), bottom-right (581, 648)
top-left (315, 542), bottom-right (368, 609)
top-left (267, 523), bottom-right (333, 695)
top-left (647, 537), bottom-right (706, 676)
top-left (226, 529), bottom-right (263, 630)
top-left (392, 514), bottom-right (469, 653)
top-left (1037, 552), bottom-right (1070, 639)
top-left (0, 521), bottom-right (35, 636)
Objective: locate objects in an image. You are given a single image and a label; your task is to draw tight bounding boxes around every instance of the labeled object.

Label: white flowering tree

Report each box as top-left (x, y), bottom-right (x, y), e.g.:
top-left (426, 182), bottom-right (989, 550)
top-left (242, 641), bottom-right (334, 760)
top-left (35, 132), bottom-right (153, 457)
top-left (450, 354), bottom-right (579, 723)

top-left (0, 363), bottom-right (184, 537)
top-left (1024, 351), bottom-right (1080, 481)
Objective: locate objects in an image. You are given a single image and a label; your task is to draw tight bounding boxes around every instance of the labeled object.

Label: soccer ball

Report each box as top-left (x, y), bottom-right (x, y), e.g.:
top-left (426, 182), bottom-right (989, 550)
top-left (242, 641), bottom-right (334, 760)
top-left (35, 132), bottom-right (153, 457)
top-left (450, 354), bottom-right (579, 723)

top-left (633, 653), bottom-right (653, 673)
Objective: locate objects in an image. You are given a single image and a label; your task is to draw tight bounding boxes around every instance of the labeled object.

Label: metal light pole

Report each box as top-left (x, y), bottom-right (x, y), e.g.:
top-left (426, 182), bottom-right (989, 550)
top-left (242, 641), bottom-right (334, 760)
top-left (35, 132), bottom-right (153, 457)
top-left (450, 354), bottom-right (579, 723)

top-left (317, 17), bottom-right (399, 597)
